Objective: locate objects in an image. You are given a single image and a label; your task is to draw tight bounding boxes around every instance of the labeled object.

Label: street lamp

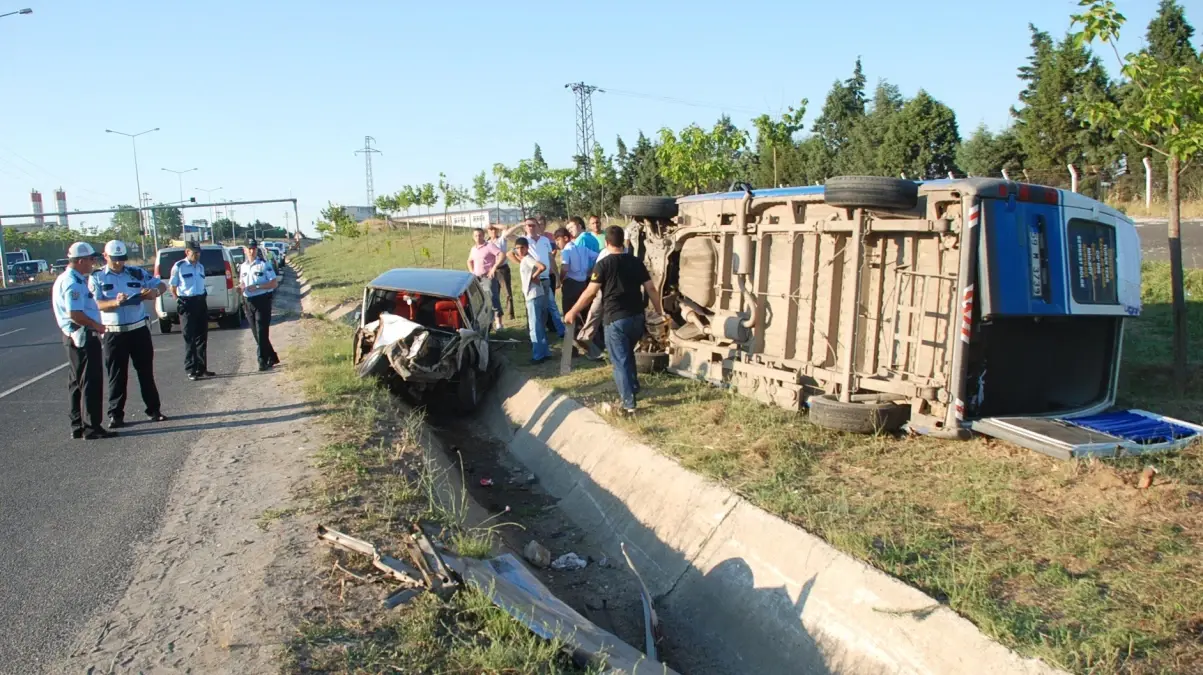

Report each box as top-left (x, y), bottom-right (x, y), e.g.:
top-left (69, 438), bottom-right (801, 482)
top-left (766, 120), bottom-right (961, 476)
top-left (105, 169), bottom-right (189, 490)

top-left (106, 127), bottom-right (160, 253)
top-left (0, 8), bottom-right (32, 19)
top-left (196, 186), bottom-right (222, 241)
top-left (161, 167), bottom-right (197, 204)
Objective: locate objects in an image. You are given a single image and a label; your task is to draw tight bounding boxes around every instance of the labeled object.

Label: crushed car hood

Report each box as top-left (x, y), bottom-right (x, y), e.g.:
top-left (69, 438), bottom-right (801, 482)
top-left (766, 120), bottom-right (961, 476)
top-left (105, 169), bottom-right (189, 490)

top-left (354, 311), bottom-right (488, 383)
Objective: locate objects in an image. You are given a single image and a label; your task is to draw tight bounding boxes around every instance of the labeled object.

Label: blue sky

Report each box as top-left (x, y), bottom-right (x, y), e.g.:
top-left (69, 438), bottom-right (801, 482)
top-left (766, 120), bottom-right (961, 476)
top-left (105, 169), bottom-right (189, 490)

top-left (0, 1), bottom-right (1188, 236)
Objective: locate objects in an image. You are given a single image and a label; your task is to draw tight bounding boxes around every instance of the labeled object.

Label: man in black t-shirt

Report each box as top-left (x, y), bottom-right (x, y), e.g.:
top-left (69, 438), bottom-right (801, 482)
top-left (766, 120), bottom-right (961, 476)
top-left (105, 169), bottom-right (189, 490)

top-left (565, 226), bottom-right (664, 414)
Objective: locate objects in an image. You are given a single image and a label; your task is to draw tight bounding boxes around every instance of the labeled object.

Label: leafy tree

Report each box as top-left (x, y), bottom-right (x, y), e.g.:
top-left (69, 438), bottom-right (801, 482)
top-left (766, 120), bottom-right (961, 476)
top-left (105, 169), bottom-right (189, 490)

top-left (419, 183), bottom-right (437, 217)
top-left (956, 124), bottom-right (1026, 176)
top-left (211, 217), bottom-right (239, 242)
top-left (1011, 24), bottom-right (1116, 176)
top-left (394, 188), bottom-right (414, 220)
top-left (110, 205), bottom-right (142, 243)
top-left (472, 170), bottom-right (495, 209)
top-left (572, 143), bottom-right (620, 215)
top-left (318, 202), bottom-right (361, 238)
top-left (751, 99), bottom-right (808, 187)
top-left (656, 116), bottom-right (749, 194)
top-left (493, 160), bottom-right (540, 217)
top-left (878, 90), bottom-right (961, 179)
top-left (151, 204), bottom-right (184, 240)
top-left (1072, 0), bottom-right (1203, 386)
top-left (531, 167), bottom-right (574, 219)
top-left (437, 173), bottom-right (467, 266)
top-left (374, 194), bottom-right (397, 224)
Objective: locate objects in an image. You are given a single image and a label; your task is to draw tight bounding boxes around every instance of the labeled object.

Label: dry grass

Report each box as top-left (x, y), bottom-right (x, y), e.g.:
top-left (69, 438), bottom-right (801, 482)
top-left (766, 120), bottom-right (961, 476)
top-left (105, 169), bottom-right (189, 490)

top-left (280, 321), bottom-right (588, 674)
top-left (1108, 198), bottom-right (1203, 220)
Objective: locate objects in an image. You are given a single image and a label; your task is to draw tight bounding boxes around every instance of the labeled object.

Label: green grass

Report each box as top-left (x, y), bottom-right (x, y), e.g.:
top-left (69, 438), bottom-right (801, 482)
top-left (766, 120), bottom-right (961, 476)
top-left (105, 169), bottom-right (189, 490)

top-left (281, 320), bottom-right (587, 674)
top-left (301, 233), bottom-right (1203, 674)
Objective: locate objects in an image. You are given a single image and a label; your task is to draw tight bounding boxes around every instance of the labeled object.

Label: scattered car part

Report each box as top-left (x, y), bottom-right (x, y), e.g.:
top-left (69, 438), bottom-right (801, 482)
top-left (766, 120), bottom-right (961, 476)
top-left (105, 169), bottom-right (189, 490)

top-left (621, 542), bottom-right (662, 663)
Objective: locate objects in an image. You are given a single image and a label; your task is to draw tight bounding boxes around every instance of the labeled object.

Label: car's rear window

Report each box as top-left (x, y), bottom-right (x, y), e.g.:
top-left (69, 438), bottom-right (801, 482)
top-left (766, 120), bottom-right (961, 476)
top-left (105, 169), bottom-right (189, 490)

top-left (159, 249), bottom-right (226, 278)
top-left (12, 262), bottom-right (37, 273)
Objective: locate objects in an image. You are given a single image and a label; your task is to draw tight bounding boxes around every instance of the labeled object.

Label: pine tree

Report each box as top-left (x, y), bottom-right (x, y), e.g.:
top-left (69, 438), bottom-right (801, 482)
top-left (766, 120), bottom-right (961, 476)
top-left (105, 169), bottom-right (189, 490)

top-left (532, 143), bottom-right (546, 169)
top-left (811, 59), bottom-right (868, 178)
top-left (1147, 0), bottom-right (1198, 67)
top-left (956, 124), bottom-right (1026, 177)
top-left (843, 81), bottom-right (904, 175)
top-left (629, 132), bottom-right (665, 196)
top-left (1011, 26), bottom-right (1116, 178)
top-left (879, 90), bottom-right (961, 179)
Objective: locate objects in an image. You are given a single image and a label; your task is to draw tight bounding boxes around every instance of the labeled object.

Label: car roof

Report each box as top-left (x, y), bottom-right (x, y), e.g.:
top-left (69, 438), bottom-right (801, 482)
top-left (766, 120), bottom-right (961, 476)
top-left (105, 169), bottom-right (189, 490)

top-left (367, 268), bottom-right (475, 298)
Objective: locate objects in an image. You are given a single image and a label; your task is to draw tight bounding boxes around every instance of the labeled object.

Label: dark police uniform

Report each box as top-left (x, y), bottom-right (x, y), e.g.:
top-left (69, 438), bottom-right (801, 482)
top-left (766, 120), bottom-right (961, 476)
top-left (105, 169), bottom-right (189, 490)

top-left (52, 262), bottom-right (110, 438)
top-left (239, 245), bottom-right (279, 370)
top-left (90, 263), bottom-right (167, 425)
top-left (169, 252), bottom-right (211, 378)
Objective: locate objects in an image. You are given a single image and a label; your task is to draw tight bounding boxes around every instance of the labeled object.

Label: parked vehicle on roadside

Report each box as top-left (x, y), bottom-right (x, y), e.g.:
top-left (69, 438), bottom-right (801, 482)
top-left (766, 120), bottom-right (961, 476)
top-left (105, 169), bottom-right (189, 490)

top-left (226, 246), bottom-right (245, 270)
top-left (264, 241), bottom-right (287, 265)
top-left (51, 258), bottom-right (70, 274)
top-left (153, 245), bottom-right (243, 332)
top-left (5, 249), bottom-right (30, 276)
top-left (620, 176), bottom-right (1202, 458)
top-left (352, 268), bottom-right (495, 411)
top-left (10, 259), bottom-right (49, 283)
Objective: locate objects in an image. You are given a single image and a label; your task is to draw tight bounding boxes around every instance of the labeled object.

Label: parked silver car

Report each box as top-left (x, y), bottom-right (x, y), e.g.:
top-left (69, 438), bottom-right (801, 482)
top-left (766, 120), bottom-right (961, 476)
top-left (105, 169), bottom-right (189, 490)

top-left (154, 245), bottom-right (243, 332)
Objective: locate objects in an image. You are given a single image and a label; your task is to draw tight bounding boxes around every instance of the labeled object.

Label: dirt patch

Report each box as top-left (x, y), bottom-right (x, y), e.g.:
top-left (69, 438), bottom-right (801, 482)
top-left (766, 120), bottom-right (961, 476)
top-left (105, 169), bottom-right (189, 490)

top-left (53, 276), bottom-right (324, 674)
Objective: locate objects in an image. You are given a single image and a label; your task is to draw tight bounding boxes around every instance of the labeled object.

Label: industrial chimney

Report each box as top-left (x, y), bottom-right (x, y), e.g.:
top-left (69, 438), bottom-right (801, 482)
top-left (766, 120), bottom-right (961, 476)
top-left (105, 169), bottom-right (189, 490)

top-left (56, 188), bottom-right (68, 229)
top-left (31, 190), bottom-right (44, 227)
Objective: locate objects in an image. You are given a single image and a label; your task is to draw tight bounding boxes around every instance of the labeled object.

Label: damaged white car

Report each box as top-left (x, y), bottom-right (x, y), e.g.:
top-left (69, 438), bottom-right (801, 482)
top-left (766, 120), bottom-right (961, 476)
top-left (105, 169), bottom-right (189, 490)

top-left (353, 269), bottom-right (495, 411)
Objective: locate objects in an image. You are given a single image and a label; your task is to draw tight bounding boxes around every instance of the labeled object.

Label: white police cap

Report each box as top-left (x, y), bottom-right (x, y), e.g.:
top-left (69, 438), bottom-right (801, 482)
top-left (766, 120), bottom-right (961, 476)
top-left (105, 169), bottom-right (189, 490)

top-left (67, 242), bottom-right (95, 259)
top-left (104, 240), bottom-right (129, 260)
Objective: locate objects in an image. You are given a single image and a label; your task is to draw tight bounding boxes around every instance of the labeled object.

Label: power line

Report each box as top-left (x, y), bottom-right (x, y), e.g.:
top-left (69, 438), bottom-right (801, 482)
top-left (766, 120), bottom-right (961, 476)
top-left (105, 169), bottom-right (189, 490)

top-left (598, 87), bottom-right (763, 115)
top-left (354, 135), bottom-right (381, 206)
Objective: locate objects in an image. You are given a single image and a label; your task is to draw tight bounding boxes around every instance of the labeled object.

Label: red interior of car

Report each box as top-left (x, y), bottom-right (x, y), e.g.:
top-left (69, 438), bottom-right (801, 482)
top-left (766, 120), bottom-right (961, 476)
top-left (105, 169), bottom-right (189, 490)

top-left (393, 293), bottom-right (419, 320)
top-left (433, 300), bottom-right (461, 330)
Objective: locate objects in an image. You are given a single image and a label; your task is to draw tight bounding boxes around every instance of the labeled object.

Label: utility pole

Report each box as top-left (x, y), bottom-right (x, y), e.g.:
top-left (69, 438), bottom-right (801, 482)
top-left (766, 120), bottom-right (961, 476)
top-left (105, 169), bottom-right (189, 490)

top-left (283, 211), bottom-right (290, 235)
top-left (355, 136), bottom-right (381, 207)
top-left (143, 191), bottom-right (160, 253)
top-left (565, 83), bottom-right (602, 178)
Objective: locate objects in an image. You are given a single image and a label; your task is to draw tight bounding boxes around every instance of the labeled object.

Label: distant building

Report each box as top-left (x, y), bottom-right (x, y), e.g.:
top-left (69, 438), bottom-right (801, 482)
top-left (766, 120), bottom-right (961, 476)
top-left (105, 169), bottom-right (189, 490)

top-left (397, 207), bottom-right (524, 229)
top-left (343, 205), bottom-right (377, 223)
top-left (3, 221), bottom-right (51, 233)
top-left (183, 219), bottom-right (212, 242)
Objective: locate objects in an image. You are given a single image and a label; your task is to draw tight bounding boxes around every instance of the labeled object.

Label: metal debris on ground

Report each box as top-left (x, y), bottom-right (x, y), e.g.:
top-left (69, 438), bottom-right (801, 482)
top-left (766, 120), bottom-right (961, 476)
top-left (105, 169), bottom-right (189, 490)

top-left (316, 523), bottom-right (459, 606)
top-left (550, 552), bottom-right (588, 571)
top-left (442, 552), bottom-right (678, 674)
top-left (622, 541), bottom-right (663, 663)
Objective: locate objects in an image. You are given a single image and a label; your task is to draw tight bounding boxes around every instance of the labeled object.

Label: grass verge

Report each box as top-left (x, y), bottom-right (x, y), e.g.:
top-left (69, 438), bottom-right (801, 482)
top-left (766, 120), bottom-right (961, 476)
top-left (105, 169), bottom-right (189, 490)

top-left (299, 231), bottom-right (1203, 674)
top-left (280, 320), bottom-right (590, 674)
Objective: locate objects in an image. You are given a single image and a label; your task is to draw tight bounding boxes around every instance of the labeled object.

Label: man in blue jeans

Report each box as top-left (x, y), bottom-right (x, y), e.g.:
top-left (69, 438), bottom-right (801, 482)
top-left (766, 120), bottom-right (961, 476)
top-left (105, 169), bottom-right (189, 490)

top-left (565, 226), bottom-right (664, 414)
top-left (515, 237), bottom-right (551, 364)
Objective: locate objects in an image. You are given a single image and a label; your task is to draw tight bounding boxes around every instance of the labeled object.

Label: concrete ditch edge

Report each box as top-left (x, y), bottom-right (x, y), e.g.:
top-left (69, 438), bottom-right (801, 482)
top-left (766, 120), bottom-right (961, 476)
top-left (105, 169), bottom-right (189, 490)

top-left (482, 365), bottom-right (1067, 675)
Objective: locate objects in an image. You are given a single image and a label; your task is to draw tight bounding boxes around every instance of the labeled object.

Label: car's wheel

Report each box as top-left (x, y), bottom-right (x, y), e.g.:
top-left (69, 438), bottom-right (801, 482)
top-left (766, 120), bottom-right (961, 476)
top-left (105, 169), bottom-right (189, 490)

top-left (355, 348), bottom-right (390, 379)
top-left (456, 365), bottom-right (481, 412)
top-left (158, 319), bottom-right (172, 334)
top-left (807, 394), bottom-right (908, 434)
top-left (634, 351), bottom-right (669, 374)
top-left (217, 314), bottom-right (240, 330)
top-left (824, 176), bottom-right (919, 211)
top-left (619, 195), bottom-right (678, 219)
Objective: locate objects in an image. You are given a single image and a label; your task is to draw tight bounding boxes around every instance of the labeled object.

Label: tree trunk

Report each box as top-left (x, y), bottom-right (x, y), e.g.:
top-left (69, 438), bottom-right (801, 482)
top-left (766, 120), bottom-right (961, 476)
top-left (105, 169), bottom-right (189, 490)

top-left (1168, 155), bottom-right (1188, 393)
top-left (441, 206), bottom-right (448, 268)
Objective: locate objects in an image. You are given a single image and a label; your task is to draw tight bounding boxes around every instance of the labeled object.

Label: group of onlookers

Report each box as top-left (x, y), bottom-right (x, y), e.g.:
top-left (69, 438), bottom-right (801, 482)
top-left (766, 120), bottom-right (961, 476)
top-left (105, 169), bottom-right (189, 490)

top-left (466, 214), bottom-right (663, 414)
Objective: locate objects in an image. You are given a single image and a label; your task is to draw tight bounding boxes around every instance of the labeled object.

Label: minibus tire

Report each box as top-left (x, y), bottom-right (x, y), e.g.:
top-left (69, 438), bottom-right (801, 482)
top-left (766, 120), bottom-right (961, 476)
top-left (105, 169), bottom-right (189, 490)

top-left (634, 351), bottom-right (669, 374)
top-left (825, 176), bottom-right (918, 210)
top-left (808, 394), bottom-right (908, 434)
top-left (620, 195), bottom-right (678, 219)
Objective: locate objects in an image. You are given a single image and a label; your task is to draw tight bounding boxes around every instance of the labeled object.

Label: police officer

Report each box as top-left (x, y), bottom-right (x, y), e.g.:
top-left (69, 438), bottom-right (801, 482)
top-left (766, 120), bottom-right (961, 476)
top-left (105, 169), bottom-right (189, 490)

top-left (169, 241), bottom-right (215, 381)
top-left (240, 238), bottom-right (280, 371)
top-left (90, 240), bottom-right (169, 428)
top-left (53, 242), bottom-right (117, 439)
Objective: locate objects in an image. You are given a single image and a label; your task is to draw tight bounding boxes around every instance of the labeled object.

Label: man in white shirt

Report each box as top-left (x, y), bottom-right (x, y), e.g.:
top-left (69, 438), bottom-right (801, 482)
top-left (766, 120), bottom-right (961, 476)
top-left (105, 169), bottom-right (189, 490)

top-left (514, 237), bottom-right (550, 364)
top-left (510, 218), bottom-right (565, 339)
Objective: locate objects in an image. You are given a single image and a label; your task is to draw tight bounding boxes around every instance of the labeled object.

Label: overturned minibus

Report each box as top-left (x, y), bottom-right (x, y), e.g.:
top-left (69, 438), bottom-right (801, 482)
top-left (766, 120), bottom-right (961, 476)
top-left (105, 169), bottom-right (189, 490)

top-left (621, 177), bottom-right (1201, 459)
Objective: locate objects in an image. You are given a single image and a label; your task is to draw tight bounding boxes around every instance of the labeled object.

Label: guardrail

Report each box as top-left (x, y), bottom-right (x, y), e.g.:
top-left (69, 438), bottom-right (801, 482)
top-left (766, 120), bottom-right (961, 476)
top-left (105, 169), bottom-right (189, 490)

top-left (0, 281), bottom-right (53, 307)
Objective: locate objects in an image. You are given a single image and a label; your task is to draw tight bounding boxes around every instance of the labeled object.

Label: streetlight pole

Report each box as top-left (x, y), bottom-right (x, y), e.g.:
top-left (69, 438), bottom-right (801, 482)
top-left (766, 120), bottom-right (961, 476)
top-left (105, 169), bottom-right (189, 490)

top-left (106, 127), bottom-right (160, 256)
top-left (196, 187), bottom-right (222, 241)
top-left (162, 167), bottom-right (197, 242)
top-left (0, 7), bottom-right (32, 286)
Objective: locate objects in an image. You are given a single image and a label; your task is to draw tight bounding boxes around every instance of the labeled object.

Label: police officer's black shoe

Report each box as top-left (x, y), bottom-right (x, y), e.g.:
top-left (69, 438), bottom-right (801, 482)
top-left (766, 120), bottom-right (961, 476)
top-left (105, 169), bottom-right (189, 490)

top-left (147, 413), bottom-right (168, 422)
top-left (71, 428), bottom-right (85, 440)
top-left (188, 373), bottom-right (199, 381)
top-left (84, 428), bottom-right (118, 440)
top-left (201, 370), bottom-right (217, 377)
top-left (258, 364), bottom-right (271, 372)
top-left (108, 417), bottom-right (125, 429)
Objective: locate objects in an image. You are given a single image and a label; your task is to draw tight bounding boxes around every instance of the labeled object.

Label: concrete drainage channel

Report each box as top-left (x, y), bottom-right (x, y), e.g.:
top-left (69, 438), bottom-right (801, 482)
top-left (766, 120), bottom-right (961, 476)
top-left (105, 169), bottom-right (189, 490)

top-left (296, 266), bottom-right (1062, 674)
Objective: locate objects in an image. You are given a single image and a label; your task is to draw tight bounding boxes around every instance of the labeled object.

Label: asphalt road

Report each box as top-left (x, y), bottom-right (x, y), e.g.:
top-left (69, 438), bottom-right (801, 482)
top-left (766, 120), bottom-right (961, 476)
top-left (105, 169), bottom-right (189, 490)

top-left (1134, 218), bottom-right (1203, 268)
top-left (0, 283), bottom-right (290, 674)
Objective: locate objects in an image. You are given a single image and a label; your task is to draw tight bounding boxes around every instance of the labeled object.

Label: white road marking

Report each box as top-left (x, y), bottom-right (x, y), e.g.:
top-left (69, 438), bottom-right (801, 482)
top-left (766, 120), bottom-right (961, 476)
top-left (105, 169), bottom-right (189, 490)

top-left (0, 328), bottom-right (26, 338)
top-left (0, 362), bottom-right (69, 400)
